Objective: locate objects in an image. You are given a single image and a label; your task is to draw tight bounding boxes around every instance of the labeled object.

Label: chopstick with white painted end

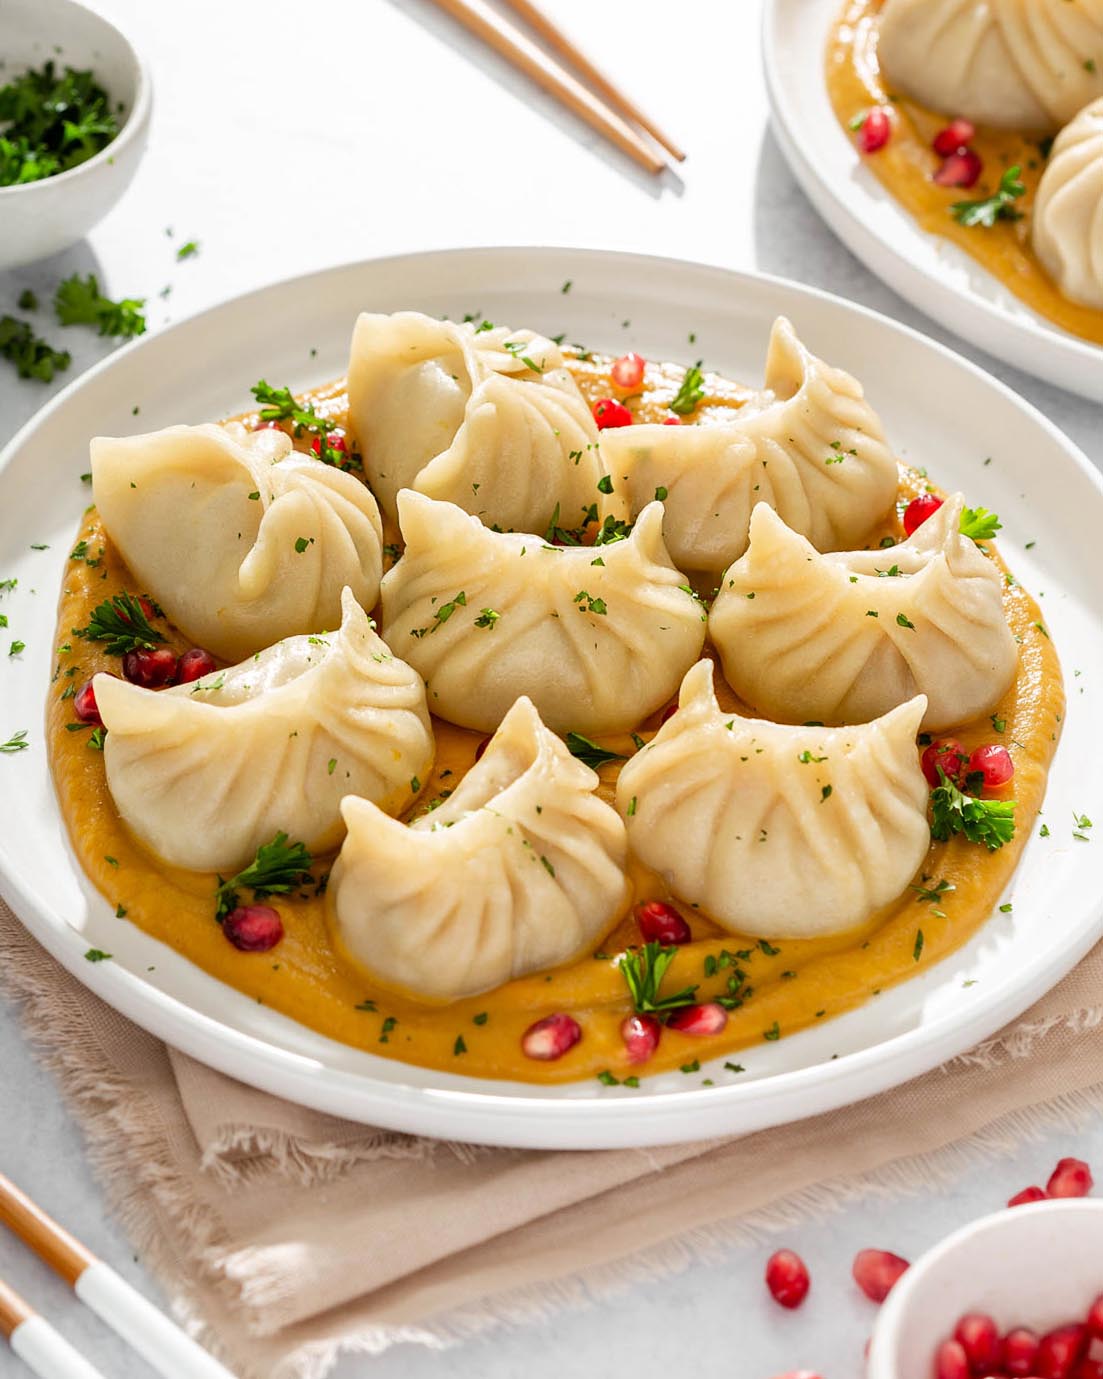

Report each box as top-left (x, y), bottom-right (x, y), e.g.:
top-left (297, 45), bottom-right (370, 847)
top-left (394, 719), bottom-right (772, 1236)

top-left (1, 1274), bottom-right (108, 1379)
top-left (0, 1172), bottom-right (237, 1379)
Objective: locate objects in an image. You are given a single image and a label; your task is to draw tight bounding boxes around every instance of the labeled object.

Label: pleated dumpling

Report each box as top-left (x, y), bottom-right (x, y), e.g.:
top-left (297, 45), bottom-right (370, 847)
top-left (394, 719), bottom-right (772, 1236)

top-left (1033, 98), bottom-right (1103, 308)
top-left (380, 491), bottom-right (707, 735)
top-left (615, 662), bottom-right (930, 939)
top-left (347, 311), bottom-right (605, 534)
top-left (599, 318), bottom-right (899, 575)
top-left (95, 589), bottom-right (434, 874)
top-left (709, 497), bottom-right (1018, 732)
top-left (879, 0), bottom-right (1103, 132)
top-left (92, 422), bottom-right (384, 662)
top-left (329, 696), bottom-right (629, 1001)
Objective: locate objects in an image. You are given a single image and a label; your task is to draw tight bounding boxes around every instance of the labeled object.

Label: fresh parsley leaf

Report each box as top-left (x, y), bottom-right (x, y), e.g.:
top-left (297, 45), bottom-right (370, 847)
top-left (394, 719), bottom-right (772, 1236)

top-left (930, 770), bottom-right (1016, 850)
top-left (564, 732), bottom-right (626, 769)
top-left (55, 274), bottom-right (146, 338)
top-left (0, 729), bottom-right (29, 753)
top-left (618, 941), bottom-right (699, 1015)
top-left (83, 948), bottom-right (112, 962)
top-left (74, 592), bottom-right (165, 656)
top-left (473, 607), bottom-right (500, 629)
top-left (214, 831), bottom-right (313, 921)
top-left (960, 506), bottom-right (1002, 542)
top-left (0, 314), bottom-right (70, 381)
top-left (0, 62), bottom-right (119, 187)
top-left (176, 240), bottom-right (200, 260)
top-left (669, 360), bottom-right (705, 416)
top-left (951, 165), bottom-right (1026, 228)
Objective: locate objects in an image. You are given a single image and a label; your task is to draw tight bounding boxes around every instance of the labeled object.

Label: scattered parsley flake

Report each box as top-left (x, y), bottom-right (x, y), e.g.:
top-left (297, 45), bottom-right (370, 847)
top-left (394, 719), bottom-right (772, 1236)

top-left (0, 729), bottom-right (29, 753)
top-left (176, 240), bottom-right (200, 260)
top-left (84, 948), bottom-right (112, 962)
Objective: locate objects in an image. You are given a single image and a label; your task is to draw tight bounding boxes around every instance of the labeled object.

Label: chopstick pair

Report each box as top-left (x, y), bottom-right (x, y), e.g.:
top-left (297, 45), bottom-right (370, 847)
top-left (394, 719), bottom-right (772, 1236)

top-left (427, 0), bottom-right (685, 174)
top-left (0, 1172), bottom-right (235, 1379)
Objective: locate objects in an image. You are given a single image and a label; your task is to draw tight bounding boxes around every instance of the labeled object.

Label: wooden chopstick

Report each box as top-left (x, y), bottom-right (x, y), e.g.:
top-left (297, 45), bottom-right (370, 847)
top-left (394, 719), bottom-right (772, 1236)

top-left (2, 1274), bottom-right (109, 1379)
top-left (498, 0), bottom-right (686, 161)
top-left (0, 1173), bottom-right (236, 1379)
top-left (426, 0), bottom-right (667, 174)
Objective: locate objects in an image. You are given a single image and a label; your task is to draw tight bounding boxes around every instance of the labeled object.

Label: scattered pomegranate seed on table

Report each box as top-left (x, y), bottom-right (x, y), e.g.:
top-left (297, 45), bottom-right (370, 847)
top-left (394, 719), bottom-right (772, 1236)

top-left (521, 1012), bottom-right (582, 1061)
top-left (858, 106), bottom-right (892, 153)
top-left (620, 1013), bottom-right (661, 1064)
top-left (933, 119), bottom-right (977, 157)
top-left (903, 493), bottom-right (944, 536)
top-left (666, 1002), bottom-right (728, 1037)
top-left (610, 352), bottom-right (646, 390)
top-left (852, 1247), bottom-right (909, 1302)
top-left (592, 397), bottom-right (633, 430)
top-left (1002, 1326), bottom-right (1041, 1375)
top-left (122, 646), bottom-right (178, 688)
top-left (222, 904), bottom-right (284, 953)
top-left (954, 1313), bottom-right (1001, 1372)
top-left (635, 898), bottom-right (691, 946)
top-left (934, 149), bottom-right (983, 188)
top-left (921, 739), bottom-right (969, 789)
top-left (73, 679), bottom-right (102, 725)
top-left (968, 744), bottom-right (1015, 789)
top-left (765, 1249), bottom-right (811, 1309)
top-left (1008, 1185), bottom-right (1047, 1207)
top-left (1047, 1158), bottom-right (1095, 1199)
top-left (174, 647), bottom-right (218, 684)
top-left (935, 1339), bottom-right (971, 1379)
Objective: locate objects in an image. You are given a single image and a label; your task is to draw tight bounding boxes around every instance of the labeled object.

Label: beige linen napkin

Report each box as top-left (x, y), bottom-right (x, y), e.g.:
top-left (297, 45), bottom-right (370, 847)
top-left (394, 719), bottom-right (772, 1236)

top-left (2, 896), bottom-right (1102, 1379)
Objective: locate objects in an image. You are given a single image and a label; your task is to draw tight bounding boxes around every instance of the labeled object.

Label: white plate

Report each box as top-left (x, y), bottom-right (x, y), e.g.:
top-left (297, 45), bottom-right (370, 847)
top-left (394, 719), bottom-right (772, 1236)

top-left (762, 0), bottom-right (1103, 403)
top-left (1, 248), bottom-right (1100, 1150)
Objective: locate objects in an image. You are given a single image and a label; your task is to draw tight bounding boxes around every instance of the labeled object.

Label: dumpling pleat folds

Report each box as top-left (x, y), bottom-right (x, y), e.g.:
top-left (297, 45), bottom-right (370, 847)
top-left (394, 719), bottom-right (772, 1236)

top-left (1033, 98), bottom-right (1103, 309)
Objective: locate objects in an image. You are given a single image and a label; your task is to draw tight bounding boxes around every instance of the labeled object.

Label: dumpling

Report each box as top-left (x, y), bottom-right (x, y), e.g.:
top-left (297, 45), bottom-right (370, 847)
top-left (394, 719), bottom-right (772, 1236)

top-left (329, 696), bottom-right (629, 1001)
top-left (708, 497), bottom-right (1018, 732)
top-left (347, 311), bottom-right (605, 534)
top-left (95, 589), bottom-right (434, 874)
top-left (879, 0), bottom-right (1103, 133)
top-left (92, 422), bottom-right (384, 662)
top-left (380, 491), bottom-right (707, 735)
top-left (1033, 98), bottom-right (1103, 308)
top-left (598, 317), bottom-right (899, 575)
top-left (614, 661), bottom-right (930, 939)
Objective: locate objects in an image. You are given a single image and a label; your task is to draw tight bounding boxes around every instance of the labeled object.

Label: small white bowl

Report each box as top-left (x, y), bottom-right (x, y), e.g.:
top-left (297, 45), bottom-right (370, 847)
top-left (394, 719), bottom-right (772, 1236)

top-left (0, 0), bottom-right (152, 270)
top-left (869, 1199), bottom-right (1103, 1379)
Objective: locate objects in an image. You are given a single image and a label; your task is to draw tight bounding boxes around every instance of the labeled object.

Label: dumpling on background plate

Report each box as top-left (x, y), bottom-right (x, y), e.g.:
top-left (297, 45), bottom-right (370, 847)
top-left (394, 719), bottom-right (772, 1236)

top-left (329, 696), bottom-right (629, 1001)
top-left (614, 661), bottom-right (930, 939)
top-left (878, 0), bottom-right (1103, 133)
top-left (347, 311), bottom-right (606, 535)
top-left (1033, 98), bottom-right (1103, 309)
top-left (598, 317), bottom-right (899, 576)
top-left (95, 589), bottom-right (434, 874)
top-left (709, 497), bottom-right (1018, 731)
top-left (380, 491), bottom-right (707, 735)
top-left (92, 422), bottom-right (384, 662)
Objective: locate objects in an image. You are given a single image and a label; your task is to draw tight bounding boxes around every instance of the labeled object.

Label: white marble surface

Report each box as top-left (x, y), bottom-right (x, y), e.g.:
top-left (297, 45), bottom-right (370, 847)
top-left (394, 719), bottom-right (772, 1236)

top-left (1, 1), bottom-right (1101, 1375)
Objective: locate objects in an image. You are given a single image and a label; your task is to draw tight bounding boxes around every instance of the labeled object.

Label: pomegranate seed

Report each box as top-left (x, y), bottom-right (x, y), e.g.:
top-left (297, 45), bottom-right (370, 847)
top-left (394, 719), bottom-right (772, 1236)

top-left (610, 352), bottom-right (646, 390)
top-left (859, 106), bottom-right (892, 153)
top-left (521, 1012), bottom-right (582, 1061)
top-left (1008, 1185), bottom-right (1047, 1207)
top-left (765, 1249), bottom-right (811, 1309)
top-left (1036, 1326), bottom-right (1088, 1379)
top-left (1071, 1361), bottom-right (1103, 1379)
top-left (968, 744), bottom-right (1014, 790)
top-left (620, 1013), bottom-right (661, 1064)
top-left (662, 416), bottom-right (682, 425)
top-left (936, 1340), bottom-right (971, 1379)
top-left (903, 492), bottom-right (944, 536)
top-left (852, 1248), bottom-right (909, 1303)
top-left (311, 430), bottom-right (347, 457)
top-left (253, 419), bottom-right (282, 431)
top-left (1086, 1294), bottom-right (1103, 1338)
top-left (222, 904), bottom-right (284, 952)
top-left (474, 735), bottom-right (492, 762)
top-left (122, 647), bottom-right (178, 688)
top-left (666, 1002), bottom-right (728, 1036)
top-left (73, 679), bottom-right (102, 725)
top-left (635, 899), bottom-right (691, 946)
top-left (1003, 1329), bottom-right (1041, 1377)
top-left (1046, 1157), bottom-right (1094, 1199)
top-left (933, 118), bottom-right (977, 156)
top-left (934, 149), bottom-right (983, 188)
top-left (592, 397), bottom-right (633, 430)
top-left (921, 738), bottom-right (969, 789)
top-left (174, 647), bottom-right (218, 684)
top-left (955, 1314), bottom-right (1001, 1373)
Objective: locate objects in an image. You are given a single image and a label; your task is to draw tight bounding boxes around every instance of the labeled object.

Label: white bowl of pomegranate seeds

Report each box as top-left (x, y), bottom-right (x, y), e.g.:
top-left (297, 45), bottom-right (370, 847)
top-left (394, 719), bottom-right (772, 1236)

top-left (867, 1198), bottom-right (1103, 1379)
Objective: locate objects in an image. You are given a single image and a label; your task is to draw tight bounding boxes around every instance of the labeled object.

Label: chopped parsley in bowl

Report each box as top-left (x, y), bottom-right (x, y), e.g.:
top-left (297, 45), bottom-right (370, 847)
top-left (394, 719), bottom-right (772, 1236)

top-left (0, 61), bottom-right (121, 187)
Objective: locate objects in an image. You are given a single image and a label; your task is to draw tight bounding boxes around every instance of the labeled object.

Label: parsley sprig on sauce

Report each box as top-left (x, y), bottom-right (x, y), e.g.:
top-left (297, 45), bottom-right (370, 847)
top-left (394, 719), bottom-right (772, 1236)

top-left (959, 506), bottom-right (1002, 542)
top-left (74, 592), bottom-right (165, 656)
top-left (930, 770), bottom-right (1016, 851)
top-left (55, 274), bottom-right (146, 338)
top-left (564, 732), bottom-right (625, 769)
top-left (951, 166), bottom-right (1026, 228)
top-left (249, 380), bottom-right (355, 468)
top-left (214, 832), bottom-right (313, 922)
top-left (669, 361), bottom-right (705, 416)
top-left (618, 942), bottom-right (699, 1015)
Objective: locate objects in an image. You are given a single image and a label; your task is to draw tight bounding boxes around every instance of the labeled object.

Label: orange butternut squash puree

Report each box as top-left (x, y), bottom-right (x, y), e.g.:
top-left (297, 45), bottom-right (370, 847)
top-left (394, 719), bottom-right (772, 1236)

top-left (48, 354), bottom-right (1063, 1086)
top-left (826, 0), bottom-right (1103, 347)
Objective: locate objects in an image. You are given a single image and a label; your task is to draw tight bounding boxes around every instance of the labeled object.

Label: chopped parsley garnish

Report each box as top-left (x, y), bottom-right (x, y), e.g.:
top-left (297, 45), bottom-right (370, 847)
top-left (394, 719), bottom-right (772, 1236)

top-left (896, 613), bottom-right (916, 630)
top-left (930, 770), bottom-right (1016, 851)
top-left (573, 589), bottom-right (607, 615)
top-left (83, 948), bottom-right (112, 962)
top-left (18, 290), bottom-right (37, 311)
top-left (763, 1021), bottom-right (781, 1041)
top-left (8, 640), bottom-right (24, 657)
top-left (564, 732), bottom-right (626, 769)
top-left (798, 750), bottom-right (827, 764)
top-left (55, 274), bottom-right (146, 338)
top-left (618, 941), bottom-right (699, 1015)
top-left (431, 591), bottom-right (466, 630)
top-left (453, 1035), bottom-right (467, 1055)
top-left (1, 729), bottom-right (29, 753)
top-left (951, 165), bottom-right (1026, 228)
top-left (0, 62), bottom-right (119, 186)
top-left (913, 929), bottom-right (925, 962)
top-left (176, 240), bottom-right (200, 260)
top-left (214, 832), bottom-right (313, 922)
top-left (911, 878), bottom-right (955, 905)
top-left (1073, 812), bottom-right (1093, 841)
top-left (293, 536), bottom-right (311, 554)
top-left (473, 1012), bottom-right (488, 1026)
top-left (88, 726), bottom-right (106, 750)
top-left (669, 361), bottom-right (705, 415)
top-left (0, 315), bottom-right (71, 381)
top-left (473, 608), bottom-right (500, 629)
top-left (249, 380), bottom-right (354, 468)
top-left (74, 592), bottom-right (165, 655)
top-left (960, 506), bottom-right (1002, 542)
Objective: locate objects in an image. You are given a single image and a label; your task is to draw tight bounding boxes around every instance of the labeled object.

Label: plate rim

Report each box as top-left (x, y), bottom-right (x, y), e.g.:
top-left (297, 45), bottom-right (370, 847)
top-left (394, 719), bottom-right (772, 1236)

top-left (760, 0), bottom-right (1103, 403)
top-left (2, 243), bottom-right (1101, 1150)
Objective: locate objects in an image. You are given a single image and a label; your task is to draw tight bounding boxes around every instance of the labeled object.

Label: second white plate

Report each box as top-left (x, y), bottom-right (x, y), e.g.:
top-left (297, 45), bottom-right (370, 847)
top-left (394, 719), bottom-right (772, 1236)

top-left (762, 0), bottom-right (1103, 403)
